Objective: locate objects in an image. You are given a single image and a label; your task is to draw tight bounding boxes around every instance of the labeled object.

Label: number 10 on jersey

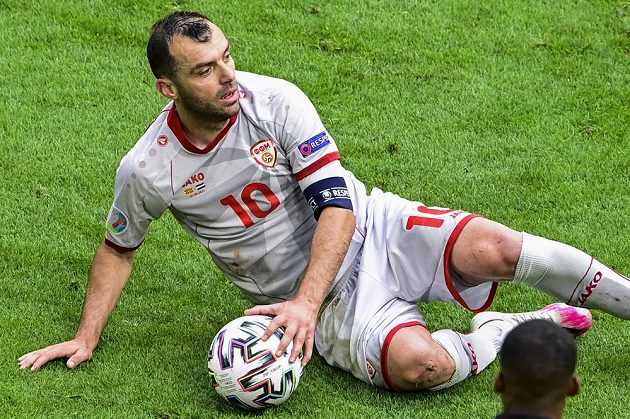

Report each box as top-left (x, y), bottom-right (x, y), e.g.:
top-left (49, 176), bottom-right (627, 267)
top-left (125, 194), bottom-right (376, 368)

top-left (220, 182), bottom-right (281, 227)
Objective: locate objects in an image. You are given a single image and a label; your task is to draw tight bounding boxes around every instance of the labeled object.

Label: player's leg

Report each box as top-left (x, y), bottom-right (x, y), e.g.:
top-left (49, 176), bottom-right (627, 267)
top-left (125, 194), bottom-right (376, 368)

top-left (383, 325), bottom-right (453, 390)
top-left (383, 324), bottom-right (495, 391)
top-left (384, 302), bottom-right (592, 391)
top-left (514, 232), bottom-right (630, 319)
top-left (345, 194), bottom-right (594, 391)
top-left (452, 217), bottom-right (630, 319)
top-left (315, 270), bottom-right (498, 392)
top-left (450, 217), bottom-right (521, 284)
top-left (356, 297), bottom-right (500, 391)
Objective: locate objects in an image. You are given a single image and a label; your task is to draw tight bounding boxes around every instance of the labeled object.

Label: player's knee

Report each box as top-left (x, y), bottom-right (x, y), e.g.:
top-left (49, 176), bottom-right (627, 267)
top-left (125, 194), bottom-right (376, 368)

top-left (454, 218), bottom-right (522, 281)
top-left (386, 327), bottom-right (455, 391)
top-left (483, 227), bottom-right (521, 273)
top-left (394, 351), bottom-right (454, 390)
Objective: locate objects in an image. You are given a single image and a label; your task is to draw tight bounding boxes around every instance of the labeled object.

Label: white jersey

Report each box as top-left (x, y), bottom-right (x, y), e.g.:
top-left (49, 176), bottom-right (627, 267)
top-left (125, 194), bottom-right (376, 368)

top-left (105, 71), bottom-right (368, 304)
top-left (105, 71), bottom-right (500, 390)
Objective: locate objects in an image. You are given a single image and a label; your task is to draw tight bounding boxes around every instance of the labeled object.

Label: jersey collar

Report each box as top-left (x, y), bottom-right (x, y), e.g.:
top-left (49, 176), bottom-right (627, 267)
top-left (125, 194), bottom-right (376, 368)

top-left (167, 105), bottom-right (238, 154)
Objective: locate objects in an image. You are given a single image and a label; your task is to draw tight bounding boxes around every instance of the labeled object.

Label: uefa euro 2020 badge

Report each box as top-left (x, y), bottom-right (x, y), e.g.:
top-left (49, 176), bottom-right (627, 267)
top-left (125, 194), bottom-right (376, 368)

top-left (107, 206), bottom-right (129, 235)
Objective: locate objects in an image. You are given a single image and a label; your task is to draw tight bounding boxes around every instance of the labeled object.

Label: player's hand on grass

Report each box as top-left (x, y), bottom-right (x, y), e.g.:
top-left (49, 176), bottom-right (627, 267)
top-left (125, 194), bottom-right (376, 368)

top-left (245, 296), bottom-right (317, 367)
top-left (18, 339), bottom-right (93, 371)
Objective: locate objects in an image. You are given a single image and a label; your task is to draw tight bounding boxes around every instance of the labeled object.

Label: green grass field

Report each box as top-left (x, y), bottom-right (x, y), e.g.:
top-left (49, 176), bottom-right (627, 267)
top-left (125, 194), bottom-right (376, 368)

top-left (1, 0), bottom-right (629, 417)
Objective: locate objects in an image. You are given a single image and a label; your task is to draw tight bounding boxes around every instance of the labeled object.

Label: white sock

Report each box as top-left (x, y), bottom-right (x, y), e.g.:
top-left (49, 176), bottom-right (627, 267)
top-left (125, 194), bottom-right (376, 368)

top-left (429, 329), bottom-right (498, 391)
top-left (515, 232), bottom-right (630, 319)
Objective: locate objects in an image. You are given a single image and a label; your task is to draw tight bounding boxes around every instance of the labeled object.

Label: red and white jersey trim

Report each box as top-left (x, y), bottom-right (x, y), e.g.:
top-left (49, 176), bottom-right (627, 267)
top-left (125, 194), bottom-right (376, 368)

top-left (380, 320), bottom-right (427, 391)
top-left (295, 152), bottom-right (341, 180)
top-left (167, 106), bottom-right (238, 154)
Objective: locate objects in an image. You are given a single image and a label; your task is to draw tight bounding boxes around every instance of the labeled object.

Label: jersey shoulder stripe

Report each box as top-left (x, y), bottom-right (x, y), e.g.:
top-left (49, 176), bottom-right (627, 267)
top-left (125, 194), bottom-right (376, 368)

top-left (295, 151), bottom-right (341, 180)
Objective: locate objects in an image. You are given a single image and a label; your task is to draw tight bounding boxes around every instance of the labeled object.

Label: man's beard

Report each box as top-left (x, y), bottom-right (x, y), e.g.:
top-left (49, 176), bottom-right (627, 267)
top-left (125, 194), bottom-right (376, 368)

top-left (177, 83), bottom-right (240, 124)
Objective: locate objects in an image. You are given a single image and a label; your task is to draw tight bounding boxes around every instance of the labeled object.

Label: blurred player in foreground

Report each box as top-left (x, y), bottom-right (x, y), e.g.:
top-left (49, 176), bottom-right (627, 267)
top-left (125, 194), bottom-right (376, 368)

top-left (495, 320), bottom-right (580, 419)
top-left (19, 12), bottom-right (627, 393)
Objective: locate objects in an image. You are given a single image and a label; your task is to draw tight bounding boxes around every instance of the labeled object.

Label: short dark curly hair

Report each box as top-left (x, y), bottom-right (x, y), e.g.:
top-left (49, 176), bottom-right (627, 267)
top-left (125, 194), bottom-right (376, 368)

top-left (147, 11), bottom-right (213, 79)
top-left (501, 319), bottom-right (577, 397)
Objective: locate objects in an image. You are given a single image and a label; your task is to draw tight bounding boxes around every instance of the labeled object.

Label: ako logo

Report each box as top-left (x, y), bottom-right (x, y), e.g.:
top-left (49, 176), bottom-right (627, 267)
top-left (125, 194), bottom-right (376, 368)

top-left (578, 271), bottom-right (603, 305)
top-left (182, 172), bottom-right (206, 198)
top-left (250, 138), bottom-right (277, 168)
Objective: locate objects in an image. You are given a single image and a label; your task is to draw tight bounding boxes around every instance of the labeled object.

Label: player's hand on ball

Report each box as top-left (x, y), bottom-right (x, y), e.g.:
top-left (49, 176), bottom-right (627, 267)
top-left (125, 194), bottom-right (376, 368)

top-left (245, 296), bottom-right (317, 366)
top-left (18, 339), bottom-right (93, 370)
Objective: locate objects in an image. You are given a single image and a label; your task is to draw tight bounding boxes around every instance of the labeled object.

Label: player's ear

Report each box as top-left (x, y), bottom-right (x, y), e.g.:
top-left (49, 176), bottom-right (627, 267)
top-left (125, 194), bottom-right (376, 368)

top-left (568, 375), bottom-right (580, 397)
top-left (156, 78), bottom-right (178, 100)
top-left (494, 371), bottom-right (504, 393)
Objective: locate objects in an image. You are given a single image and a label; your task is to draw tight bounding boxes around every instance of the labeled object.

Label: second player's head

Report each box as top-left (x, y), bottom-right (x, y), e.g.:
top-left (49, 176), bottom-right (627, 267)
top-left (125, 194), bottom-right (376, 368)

top-left (495, 319), bottom-right (579, 418)
top-left (147, 12), bottom-right (240, 123)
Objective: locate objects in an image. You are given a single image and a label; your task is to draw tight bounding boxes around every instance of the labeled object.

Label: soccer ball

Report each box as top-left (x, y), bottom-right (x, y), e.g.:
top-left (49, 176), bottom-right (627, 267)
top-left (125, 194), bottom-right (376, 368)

top-left (207, 315), bottom-right (304, 411)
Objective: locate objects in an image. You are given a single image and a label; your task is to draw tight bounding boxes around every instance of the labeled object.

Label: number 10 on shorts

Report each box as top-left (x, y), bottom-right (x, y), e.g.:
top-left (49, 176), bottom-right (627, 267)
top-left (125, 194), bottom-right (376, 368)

top-left (405, 206), bottom-right (456, 230)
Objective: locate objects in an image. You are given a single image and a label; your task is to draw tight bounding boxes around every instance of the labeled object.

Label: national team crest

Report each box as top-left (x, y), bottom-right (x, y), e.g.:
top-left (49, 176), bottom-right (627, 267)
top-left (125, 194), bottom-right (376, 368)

top-left (250, 138), bottom-right (277, 168)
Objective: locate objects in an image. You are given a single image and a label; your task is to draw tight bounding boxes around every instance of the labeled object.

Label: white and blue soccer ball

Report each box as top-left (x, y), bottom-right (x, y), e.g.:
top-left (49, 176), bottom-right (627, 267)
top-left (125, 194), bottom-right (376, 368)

top-left (207, 315), bottom-right (304, 411)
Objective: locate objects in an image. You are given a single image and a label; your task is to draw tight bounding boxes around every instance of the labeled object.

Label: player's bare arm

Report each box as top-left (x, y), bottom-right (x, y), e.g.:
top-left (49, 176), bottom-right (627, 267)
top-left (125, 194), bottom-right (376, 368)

top-left (245, 206), bottom-right (356, 365)
top-left (18, 242), bottom-right (135, 370)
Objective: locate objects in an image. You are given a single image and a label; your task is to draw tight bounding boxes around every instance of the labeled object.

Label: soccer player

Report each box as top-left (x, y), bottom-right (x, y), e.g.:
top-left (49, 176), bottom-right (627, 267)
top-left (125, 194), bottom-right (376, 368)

top-left (494, 319), bottom-right (580, 419)
top-left (18, 12), bottom-right (628, 393)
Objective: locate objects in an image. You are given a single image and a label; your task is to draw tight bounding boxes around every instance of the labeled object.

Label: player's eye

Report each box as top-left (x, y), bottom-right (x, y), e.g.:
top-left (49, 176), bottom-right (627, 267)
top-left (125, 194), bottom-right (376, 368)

top-left (224, 52), bottom-right (232, 62)
top-left (198, 67), bottom-right (211, 76)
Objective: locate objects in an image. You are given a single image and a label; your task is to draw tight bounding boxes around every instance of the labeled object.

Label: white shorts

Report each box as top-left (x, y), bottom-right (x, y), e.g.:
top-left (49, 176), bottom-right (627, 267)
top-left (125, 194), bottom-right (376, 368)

top-left (315, 190), bottom-right (497, 389)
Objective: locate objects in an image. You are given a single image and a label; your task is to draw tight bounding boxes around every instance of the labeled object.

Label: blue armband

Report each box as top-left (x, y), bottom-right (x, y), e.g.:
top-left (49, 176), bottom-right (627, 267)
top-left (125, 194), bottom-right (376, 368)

top-left (303, 177), bottom-right (353, 220)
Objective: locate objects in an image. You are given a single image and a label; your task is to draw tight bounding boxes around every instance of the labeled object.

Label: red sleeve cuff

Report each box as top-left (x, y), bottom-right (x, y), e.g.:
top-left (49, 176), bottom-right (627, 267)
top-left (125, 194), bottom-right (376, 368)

top-left (104, 238), bottom-right (141, 253)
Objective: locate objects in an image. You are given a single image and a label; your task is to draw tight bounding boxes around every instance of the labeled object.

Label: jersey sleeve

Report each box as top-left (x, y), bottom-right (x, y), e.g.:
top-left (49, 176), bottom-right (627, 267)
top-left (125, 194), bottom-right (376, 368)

top-left (274, 82), bottom-right (353, 218)
top-left (104, 155), bottom-right (169, 252)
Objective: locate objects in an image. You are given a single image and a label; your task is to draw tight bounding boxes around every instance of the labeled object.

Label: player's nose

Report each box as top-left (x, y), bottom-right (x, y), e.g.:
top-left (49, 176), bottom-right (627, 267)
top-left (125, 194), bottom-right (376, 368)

top-left (217, 61), bottom-right (235, 84)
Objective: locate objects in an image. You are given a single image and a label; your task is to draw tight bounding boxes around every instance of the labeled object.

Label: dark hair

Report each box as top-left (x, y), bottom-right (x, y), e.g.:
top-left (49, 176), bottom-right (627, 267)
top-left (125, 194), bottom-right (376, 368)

top-left (147, 11), bottom-right (213, 79)
top-left (501, 319), bottom-right (577, 396)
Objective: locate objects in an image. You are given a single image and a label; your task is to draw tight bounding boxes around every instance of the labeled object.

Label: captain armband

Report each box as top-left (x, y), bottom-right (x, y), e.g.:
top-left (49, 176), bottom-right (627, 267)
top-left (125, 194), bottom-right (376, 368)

top-left (303, 177), bottom-right (353, 220)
